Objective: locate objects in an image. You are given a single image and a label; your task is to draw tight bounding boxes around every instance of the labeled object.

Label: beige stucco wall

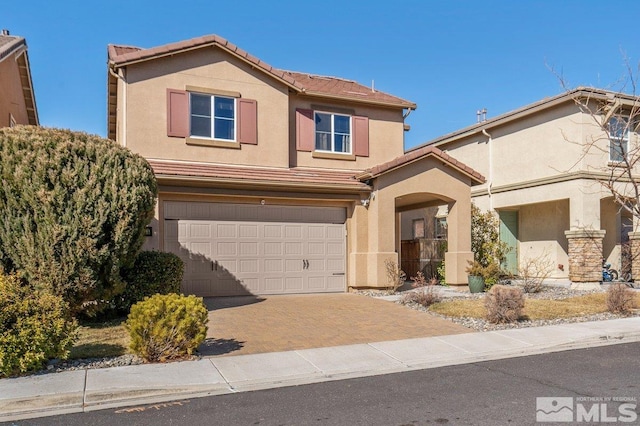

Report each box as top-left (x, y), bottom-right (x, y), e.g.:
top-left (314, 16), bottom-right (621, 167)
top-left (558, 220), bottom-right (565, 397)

top-left (289, 95), bottom-right (405, 170)
top-left (0, 53), bottom-right (30, 127)
top-left (349, 158), bottom-right (474, 287)
top-left (118, 47), bottom-right (291, 168)
top-left (436, 99), bottom-right (637, 278)
top-left (518, 199), bottom-right (570, 279)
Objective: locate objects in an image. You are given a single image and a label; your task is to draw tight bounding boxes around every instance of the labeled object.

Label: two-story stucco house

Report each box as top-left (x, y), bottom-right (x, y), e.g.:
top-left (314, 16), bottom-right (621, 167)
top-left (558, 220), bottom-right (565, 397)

top-left (107, 34), bottom-right (484, 297)
top-left (0, 30), bottom-right (38, 127)
top-left (413, 88), bottom-right (640, 285)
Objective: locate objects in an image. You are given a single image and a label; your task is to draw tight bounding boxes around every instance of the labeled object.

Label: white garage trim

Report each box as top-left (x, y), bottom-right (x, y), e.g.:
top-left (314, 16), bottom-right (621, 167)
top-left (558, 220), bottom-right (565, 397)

top-left (163, 201), bottom-right (346, 296)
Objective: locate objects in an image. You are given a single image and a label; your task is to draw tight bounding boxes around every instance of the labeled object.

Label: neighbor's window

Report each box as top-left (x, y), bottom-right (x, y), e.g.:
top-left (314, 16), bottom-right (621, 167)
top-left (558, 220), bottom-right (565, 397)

top-left (315, 112), bottom-right (351, 153)
top-left (609, 116), bottom-right (629, 162)
top-left (412, 219), bottom-right (425, 239)
top-left (190, 93), bottom-right (235, 141)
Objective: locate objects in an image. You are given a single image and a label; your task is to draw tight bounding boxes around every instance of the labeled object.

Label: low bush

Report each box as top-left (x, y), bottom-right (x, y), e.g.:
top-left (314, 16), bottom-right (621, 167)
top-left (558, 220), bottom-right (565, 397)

top-left (402, 271), bottom-right (441, 307)
top-left (485, 285), bottom-right (525, 324)
top-left (126, 294), bottom-right (208, 362)
top-left (117, 251), bottom-right (184, 312)
top-left (606, 283), bottom-right (636, 315)
top-left (0, 273), bottom-right (77, 377)
top-left (401, 287), bottom-right (441, 307)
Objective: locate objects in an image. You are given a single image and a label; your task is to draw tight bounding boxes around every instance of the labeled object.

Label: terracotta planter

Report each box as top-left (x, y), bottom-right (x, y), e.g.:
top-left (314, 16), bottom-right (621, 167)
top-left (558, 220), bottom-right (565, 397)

top-left (468, 275), bottom-right (485, 293)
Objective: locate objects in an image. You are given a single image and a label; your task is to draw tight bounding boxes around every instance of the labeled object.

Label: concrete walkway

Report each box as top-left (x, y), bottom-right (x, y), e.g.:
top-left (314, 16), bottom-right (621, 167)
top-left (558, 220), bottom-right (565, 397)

top-left (2, 317), bottom-right (640, 422)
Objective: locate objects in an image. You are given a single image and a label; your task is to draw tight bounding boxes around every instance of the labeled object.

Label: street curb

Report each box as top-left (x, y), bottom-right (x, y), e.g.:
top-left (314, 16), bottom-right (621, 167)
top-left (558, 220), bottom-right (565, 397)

top-left (2, 323), bottom-right (640, 422)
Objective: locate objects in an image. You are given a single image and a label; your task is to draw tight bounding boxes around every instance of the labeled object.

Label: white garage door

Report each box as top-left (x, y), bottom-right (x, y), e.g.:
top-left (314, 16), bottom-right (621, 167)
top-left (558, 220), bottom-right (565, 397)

top-left (163, 201), bottom-right (346, 297)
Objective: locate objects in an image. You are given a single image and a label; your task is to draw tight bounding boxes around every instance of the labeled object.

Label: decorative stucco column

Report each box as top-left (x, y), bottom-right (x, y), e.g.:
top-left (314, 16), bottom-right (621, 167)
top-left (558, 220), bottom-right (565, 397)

top-left (564, 229), bottom-right (605, 285)
top-left (628, 232), bottom-right (640, 281)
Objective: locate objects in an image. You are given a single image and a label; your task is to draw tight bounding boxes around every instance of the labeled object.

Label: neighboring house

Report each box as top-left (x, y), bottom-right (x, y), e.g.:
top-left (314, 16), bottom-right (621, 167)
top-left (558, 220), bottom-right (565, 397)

top-left (107, 34), bottom-right (484, 297)
top-left (413, 88), bottom-right (640, 284)
top-left (0, 29), bottom-right (38, 127)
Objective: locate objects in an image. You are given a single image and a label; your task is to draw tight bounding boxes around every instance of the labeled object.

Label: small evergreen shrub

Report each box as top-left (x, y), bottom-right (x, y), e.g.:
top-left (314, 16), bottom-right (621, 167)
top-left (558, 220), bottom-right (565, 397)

top-left (118, 251), bottom-right (184, 312)
top-left (126, 294), bottom-right (208, 362)
top-left (606, 283), bottom-right (636, 315)
top-left (485, 285), bottom-right (525, 324)
top-left (0, 273), bottom-right (77, 377)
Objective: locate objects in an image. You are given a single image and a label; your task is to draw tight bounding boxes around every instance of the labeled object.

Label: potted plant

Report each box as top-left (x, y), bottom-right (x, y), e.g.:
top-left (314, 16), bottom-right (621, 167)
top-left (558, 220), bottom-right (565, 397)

top-left (465, 261), bottom-right (486, 293)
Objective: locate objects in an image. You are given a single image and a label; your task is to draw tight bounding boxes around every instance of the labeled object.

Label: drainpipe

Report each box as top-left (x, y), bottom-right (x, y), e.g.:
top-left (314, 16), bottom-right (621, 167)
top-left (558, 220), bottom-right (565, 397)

top-left (109, 65), bottom-right (127, 147)
top-left (482, 128), bottom-right (493, 210)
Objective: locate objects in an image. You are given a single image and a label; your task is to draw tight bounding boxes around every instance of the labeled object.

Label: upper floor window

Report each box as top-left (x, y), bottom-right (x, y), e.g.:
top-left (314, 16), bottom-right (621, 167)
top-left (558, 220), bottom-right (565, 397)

top-left (412, 218), bottom-right (425, 239)
top-left (315, 112), bottom-right (351, 154)
top-left (190, 93), bottom-right (236, 141)
top-left (608, 116), bottom-right (629, 162)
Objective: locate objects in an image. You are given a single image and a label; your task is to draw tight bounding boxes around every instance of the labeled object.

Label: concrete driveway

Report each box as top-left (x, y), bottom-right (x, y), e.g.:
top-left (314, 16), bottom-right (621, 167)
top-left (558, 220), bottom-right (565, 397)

top-left (200, 293), bottom-right (470, 357)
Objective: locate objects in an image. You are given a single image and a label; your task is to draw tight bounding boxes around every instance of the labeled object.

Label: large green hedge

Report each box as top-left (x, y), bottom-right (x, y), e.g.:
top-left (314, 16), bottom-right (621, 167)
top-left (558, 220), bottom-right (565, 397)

top-left (0, 126), bottom-right (157, 315)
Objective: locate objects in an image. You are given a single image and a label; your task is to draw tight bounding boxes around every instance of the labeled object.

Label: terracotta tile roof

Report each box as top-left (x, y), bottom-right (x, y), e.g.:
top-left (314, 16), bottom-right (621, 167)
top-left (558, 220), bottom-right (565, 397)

top-left (148, 160), bottom-right (371, 192)
top-left (358, 145), bottom-right (485, 184)
top-left (279, 70), bottom-right (415, 109)
top-left (107, 34), bottom-right (415, 109)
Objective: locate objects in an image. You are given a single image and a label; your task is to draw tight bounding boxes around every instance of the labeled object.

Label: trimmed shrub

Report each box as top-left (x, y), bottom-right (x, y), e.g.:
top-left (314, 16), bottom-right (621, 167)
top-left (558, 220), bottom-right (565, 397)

top-left (0, 126), bottom-right (157, 315)
top-left (126, 294), bottom-right (208, 362)
top-left (0, 273), bottom-right (77, 377)
top-left (606, 283), bottom-right (636, 315)
top-left (118, 251), bottom-right (184, 312)
top-left (485, 285), bottom-right (525, 324)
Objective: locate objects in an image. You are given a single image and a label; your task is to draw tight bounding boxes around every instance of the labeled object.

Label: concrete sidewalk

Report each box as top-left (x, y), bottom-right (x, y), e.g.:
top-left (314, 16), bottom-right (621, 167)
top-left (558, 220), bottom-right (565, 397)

top-left (2, 317), bottom-right (640, 422)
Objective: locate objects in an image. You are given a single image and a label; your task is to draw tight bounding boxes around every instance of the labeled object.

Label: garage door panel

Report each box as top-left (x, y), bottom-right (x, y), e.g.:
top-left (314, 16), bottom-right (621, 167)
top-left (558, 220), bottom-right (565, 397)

top-left (284, 225), bottom-right (303, 239)
top-left (216, 223), bottom-right (236, 238)
top-left (264, 241), bottom-right (282, 255)
top-left (285, 259), bottom-right (303, 272)
top-left (264, 277), bottom-right (284, 292)
top-left (239, 224), bottom-right (258, 238)
top-left (284, 242), bottom-right (303, 256)
top-left (327, 276), bottom-right (345, 291)
top-left (239, 259), bottom-right (258, 273)
top-left (307, 276), bottom-right (326, 290)
top-left (239, 242), bottom-right (258, 256)
top-left (264, 259), bottom-right (283, 272)
top-left (285, 277), bottom-right (304, 291)
top-left (327, 242), bottom-right (345, 255)
top-left (308, 242), bottom-right (325, 255)
top-left (264, 225), bottom-right (282, 238)
top-left (164, 202), bottom-right (346, 297)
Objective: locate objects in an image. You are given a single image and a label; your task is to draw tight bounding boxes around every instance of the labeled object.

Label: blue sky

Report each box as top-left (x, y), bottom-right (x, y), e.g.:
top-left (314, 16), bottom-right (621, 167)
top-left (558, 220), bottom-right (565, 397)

top-left (6, 0), bottom-right (640, 150)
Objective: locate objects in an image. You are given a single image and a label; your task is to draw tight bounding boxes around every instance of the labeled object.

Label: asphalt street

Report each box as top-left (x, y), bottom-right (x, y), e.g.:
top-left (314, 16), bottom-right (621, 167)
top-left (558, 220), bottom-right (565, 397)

top-left (7, 342), bottom-right (639, 426)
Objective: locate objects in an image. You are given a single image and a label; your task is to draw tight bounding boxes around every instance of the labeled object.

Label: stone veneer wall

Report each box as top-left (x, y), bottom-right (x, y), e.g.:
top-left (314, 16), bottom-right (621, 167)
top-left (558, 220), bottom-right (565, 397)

top-left (628, 232), bottom-right (640, 281)
top-left (564, 230), bottom-right (606, 282)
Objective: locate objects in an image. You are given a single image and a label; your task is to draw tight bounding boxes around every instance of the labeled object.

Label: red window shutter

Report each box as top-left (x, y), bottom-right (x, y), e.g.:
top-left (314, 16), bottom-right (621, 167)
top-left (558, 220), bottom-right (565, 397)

top-left (296, 109), bottom-right (315, 152)
top-left (353, 115), bottom-right (369, 157)
top-left (167, 89), bottom-right (188, 138)
top-left (238, 98), bottom-right (258, 144)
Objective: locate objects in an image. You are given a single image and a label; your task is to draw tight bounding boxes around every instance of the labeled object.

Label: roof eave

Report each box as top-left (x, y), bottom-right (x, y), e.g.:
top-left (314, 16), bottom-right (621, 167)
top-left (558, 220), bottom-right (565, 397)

top-left (420, 87), bottom-right (639, 150)
top-left (154, 174), bottom-right (371, 194)
top-left (302, 90), bottom-right (416, 110)
top-left (109, 42), bottom-right (305, 94)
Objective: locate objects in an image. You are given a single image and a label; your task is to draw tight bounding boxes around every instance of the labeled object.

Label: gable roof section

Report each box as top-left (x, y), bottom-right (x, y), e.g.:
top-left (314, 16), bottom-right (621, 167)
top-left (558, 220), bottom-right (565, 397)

top-left (0, 33), bottom-right (38, 125)
top-left (415, 87), bottom-right (638, 151)
top-left (148, 159), bottom-right (371, 193)
top-left (356, 145), bottom-right (485, 185)
top-left (107, 34), bottom-right (416, 108)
